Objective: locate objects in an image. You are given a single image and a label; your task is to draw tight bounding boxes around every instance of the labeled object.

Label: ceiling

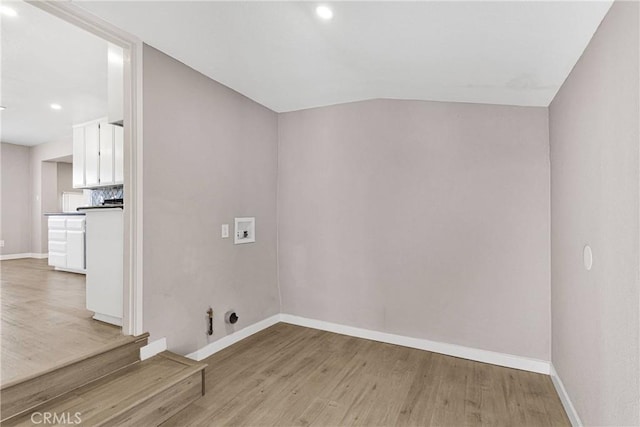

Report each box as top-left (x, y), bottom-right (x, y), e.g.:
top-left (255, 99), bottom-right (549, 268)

top-left (75, 1), bottom-right (612, 112)
top-left (1, 0), bottom-right (108, 146)
top-left (0, 1), bottom-right (614, 145)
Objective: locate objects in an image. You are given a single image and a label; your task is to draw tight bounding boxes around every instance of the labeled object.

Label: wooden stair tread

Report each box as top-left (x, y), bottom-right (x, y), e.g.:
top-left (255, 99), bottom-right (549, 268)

top-left (3, 352), bottom-right (207, 427)
top-left (1, 333), bottom-right (150, 421)
top-left (1, 333), bottom-right (149, 390)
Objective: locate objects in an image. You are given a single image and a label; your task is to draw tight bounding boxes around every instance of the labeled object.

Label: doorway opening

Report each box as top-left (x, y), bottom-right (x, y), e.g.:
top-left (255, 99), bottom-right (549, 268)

top-left (0, 0), bottom-right (142, 387)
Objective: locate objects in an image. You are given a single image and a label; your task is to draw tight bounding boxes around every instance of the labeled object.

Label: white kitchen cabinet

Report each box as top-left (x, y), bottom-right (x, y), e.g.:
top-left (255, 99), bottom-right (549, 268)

top-left (66, 231), bottom-right (85, 270)
top-left (48, 217), bottom-right (66, 230)
top-left (48, 252), bottom-right (67, 268)
top-left (66, 218), bottom-right (86, 270)
top-left (114, 125), bottom-right (124, 184)
top-left (47, 215), bottom-right (86, 274)
top-left (49, 240), bottom-right (66, 254)
top-left (72, 118), bottom-right (124, 189)
top-left (99, 123), bottom-right (124, 186)
top-left (72, 127), bottom-right (85, 188)
top-left (85, 122), bottom-right (100, 187)
top-left (99, 124), bottom-right (114, 185)
top-left (84, 208), bottom-right (123, 326)
top-left (48, 218), bottom-right (66, 268)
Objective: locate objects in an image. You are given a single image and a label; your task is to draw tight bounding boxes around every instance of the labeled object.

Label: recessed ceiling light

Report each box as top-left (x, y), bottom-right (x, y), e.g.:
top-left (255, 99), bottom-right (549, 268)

top-left (0, 6), bottom-right (17, 17)
top-left (315, 5), bottom-right (333, 20)
top-left (50, 103), bottom-right (62, 110)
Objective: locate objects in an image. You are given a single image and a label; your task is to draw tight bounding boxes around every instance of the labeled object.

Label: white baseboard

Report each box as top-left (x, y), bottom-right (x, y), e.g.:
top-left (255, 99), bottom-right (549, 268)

top-left (0, 253), bottom-right (48, 261)
top-left (280, 314), bottom-right (551, 375)
top-left (550, 364), bottom-right (582, 426)
top-left (0, 253), bottom-right (31, 261)
top-left (182, 312), bottom-right (550, 374)
top-left (92, 313), bottom-right (122, 327)
top-left (140, 337), bottom-right (167, 361)
top-left (55, 267), bottom-right (86, 275)
top-left (186, 314), bottom-right (281, 361)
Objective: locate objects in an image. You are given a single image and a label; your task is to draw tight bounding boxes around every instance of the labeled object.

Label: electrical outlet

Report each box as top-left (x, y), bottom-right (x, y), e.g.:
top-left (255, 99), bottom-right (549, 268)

top-left (0, 240), bottom-right (4, 248)
top-left (221, 224), bottom-right (229, 239)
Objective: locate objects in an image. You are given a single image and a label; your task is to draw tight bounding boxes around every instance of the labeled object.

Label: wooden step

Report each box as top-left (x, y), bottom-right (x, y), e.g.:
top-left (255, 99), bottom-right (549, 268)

top-left (0, 333), bottom-right (149, 422)
top-left (2, 352), bottom-right (207, 427)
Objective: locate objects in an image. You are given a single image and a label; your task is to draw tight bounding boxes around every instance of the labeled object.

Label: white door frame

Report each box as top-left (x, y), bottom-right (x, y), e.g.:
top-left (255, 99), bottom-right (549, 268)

top-left (27, 1), bottom-right (144, 336)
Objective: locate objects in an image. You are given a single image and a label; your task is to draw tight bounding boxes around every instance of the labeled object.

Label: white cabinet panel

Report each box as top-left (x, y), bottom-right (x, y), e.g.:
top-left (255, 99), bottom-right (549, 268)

top-left (100, 124), bottom-right (114, 185)
top-left (49, 241), bottom-right (66, 253)
top-left (48, 230), bottom-right (66, 241)
top-left (114, 125), bottom-right (124, 185)
top-left (66, 217), bottom-right (85, 231)
top-left (86, 209), bottom-right (123, 323)
top-left (84, 122), bottom-right (100, 187)
top-left (66, 230), bottom-right (85, 270)
top-left (48, 217), bottom-right (66, 230)
top-left (49, 252), bottom-right (66, 268)
top-left (72, 127), bottom-right (85, 188)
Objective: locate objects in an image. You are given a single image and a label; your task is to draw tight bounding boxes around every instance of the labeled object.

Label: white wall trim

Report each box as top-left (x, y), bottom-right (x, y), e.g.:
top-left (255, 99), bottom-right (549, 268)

top-left (280, 314), bottom-right (551, 375)
top-left (31, 252), bottom-right (49, 259)
top-left (0, 253), bottom-right (48, 261)
top-left (183, 313), bottom-right (550, 374)
top-left (0, 253), bottom-right (32, 261)
top-left (140, 337), bottom-right (167, 361)
top-left (54, 267), bottom-right (86, 275)
top-left (186, 314), bottom-right (281, 361)
top-left (550, 364), bottom-right (582, 427)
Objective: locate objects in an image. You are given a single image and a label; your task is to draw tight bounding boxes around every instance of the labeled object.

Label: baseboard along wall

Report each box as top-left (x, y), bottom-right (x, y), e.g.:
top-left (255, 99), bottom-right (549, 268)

top-left (183, 313), bottom-right (550, 375)
top-left (185, 315), bottom-right (281, 361)
top-left (550, 364), bottom-right (582, 427)
top-left (0, 253), bottom-right (48, 261)
top-left (140, 337), bottom-right (168, 361)
top-left (280, 314), bottom-right (551, 374)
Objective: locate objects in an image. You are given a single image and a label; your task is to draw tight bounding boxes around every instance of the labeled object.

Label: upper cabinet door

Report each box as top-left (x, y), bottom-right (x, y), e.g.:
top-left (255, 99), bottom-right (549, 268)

top-left (100, 124), bottom-right (115, 185)
top-left (72, 118), bottom-right (121, 189)
top-left (114, 125), bottom-right (124, 185)
top-left (84, 122), bottom-right (100, 187)
top-left (72, 126), bottom-right (85, 188)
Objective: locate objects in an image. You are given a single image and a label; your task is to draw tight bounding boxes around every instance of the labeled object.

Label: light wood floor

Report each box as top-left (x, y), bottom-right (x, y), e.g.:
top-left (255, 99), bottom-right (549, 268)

top-left (164, 323), bottom-right (570, 427)
top-left (0, 258), bottom-right (124, 386)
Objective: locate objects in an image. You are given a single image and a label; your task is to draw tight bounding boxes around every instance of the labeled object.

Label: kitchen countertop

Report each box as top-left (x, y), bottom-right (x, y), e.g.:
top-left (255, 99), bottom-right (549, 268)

top-left (77, 205), bottom-right (124, 211)
top-left (44, 212), bottom-right (86, 216)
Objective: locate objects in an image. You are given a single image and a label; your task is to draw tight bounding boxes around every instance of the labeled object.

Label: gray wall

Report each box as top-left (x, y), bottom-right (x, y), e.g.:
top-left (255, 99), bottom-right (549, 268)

top-left (41, 161), bottom-right (58, 250)
top-left (142, 44), bottom-right (280, 354)
top-left (278, 99), bottom-right (551, 360)
top-left (549, 1), bottom-right (639, 425)
top-left (57, 162), bottom-right (74, 211)
top-left (0, 142), bottom-right (32, 255)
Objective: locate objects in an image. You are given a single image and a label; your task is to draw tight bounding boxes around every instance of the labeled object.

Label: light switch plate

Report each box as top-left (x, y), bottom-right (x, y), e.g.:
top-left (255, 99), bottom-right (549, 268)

top-left (0, 240), bottom-right (4, 248)
top-left (221, 224), bottom-right (229, 239)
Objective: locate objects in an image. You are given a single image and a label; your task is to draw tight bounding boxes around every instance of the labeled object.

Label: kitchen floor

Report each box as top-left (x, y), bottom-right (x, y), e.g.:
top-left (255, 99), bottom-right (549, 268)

top-left (0, 258), bottom-right (125, 385)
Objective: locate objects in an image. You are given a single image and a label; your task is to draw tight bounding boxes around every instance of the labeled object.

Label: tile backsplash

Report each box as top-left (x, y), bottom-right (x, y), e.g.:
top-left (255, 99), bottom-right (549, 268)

top-left (90, 186), bottom-right (124, 206)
